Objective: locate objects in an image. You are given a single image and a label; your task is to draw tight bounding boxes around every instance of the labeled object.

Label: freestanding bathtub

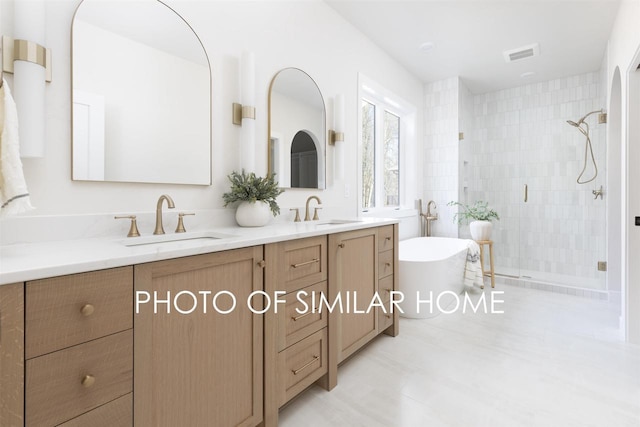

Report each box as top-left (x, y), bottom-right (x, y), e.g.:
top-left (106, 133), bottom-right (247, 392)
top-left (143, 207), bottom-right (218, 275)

top-left (398, 237), bottom-right (469, 318)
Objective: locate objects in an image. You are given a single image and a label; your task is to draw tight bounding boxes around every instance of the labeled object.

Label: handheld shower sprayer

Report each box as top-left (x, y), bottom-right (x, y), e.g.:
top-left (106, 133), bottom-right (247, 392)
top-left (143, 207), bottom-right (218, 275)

top-left (566, 109), bottom-right (603, 184)
top-left (566, 109), bottom-right (603, 127)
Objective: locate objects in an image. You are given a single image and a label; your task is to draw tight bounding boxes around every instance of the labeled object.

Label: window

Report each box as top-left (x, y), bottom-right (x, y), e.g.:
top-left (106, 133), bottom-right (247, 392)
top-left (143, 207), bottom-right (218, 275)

top-left (358, 74), bottom-right (416, 215)
top-left (361, 99), bottom-right (401, 209)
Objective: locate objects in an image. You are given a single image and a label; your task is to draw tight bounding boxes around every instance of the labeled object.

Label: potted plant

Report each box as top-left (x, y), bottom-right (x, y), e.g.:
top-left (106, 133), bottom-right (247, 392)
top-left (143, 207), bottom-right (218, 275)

top-left (447, 200), bottom-right (500, 241)
top-left (223, 170), bottom-right (284, 227)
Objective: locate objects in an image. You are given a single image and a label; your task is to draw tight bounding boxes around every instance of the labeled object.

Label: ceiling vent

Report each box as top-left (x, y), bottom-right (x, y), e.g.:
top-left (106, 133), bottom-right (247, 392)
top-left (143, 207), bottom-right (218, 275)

top-left (503, 43), bottom-right (540, 63)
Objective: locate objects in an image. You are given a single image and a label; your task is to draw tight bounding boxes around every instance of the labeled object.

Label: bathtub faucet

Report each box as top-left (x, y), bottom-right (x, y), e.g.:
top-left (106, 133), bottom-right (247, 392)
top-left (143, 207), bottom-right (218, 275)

top-left (421, 200), bottom-right (438, 237)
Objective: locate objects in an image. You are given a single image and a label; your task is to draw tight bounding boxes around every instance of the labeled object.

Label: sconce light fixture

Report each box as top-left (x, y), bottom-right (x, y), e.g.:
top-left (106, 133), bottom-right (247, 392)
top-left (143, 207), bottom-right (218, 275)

top-left (329, 94), bottom-right (345, 180)
top-left (232, 51), bottom-right (256, 171)
top-left (1, 0), bottom-right (52, 158)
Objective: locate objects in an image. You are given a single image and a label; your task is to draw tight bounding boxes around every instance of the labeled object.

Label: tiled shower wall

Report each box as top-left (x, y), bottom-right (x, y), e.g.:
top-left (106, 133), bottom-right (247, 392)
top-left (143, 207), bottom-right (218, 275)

top-left (423, 77), bottom-right (459, 237)
top-left (467, 72), bottom-right (607, 289)
top-left (458, 79), bottom-right (474, 240)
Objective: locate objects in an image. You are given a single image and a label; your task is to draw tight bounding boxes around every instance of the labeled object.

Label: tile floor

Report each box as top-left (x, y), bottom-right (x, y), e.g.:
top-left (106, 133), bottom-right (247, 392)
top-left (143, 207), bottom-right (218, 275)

top-left (279, 284), bottom-right (640, 427)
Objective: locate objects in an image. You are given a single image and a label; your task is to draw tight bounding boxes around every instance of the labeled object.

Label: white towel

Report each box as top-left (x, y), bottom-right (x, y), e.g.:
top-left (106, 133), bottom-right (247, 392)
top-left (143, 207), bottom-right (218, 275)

top-left (464, 240), bottom-right (484, 288)
top-left (0, 78), bottom-right (34, 216)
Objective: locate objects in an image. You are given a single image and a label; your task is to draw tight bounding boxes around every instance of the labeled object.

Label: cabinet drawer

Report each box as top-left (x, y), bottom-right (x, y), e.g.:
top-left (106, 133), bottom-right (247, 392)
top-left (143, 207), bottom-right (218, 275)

top-left (58, 393), bottom-right (132, 427)
top-left (378, 226), bottom-right (394, 252)
top-left (379, 275), bottom-right (394, 305)
top-left (378, 307), bottom-right (394, 333)
top-left (278, 328), bottom-right (328, 406)
top-left (26, 267), bottom-right (133, 359)
top-left (277, 236), bottom-right (327, 293)
top-left (278, 281), bottom-right (328, 351)
top-left (378, 250), bottom-right (394, 279)
top-left (26, 330), bottom-right (133, 426)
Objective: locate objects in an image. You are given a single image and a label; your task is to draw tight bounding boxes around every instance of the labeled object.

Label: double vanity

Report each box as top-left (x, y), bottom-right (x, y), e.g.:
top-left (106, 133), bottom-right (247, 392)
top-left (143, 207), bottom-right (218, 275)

top-left (0, 217), bottom-right (399, 426)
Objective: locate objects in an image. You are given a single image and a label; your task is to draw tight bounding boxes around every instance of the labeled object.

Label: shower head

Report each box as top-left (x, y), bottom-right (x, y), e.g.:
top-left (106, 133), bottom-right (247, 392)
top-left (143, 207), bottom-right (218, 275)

top-left (567, 109), bottom-right (603, 127)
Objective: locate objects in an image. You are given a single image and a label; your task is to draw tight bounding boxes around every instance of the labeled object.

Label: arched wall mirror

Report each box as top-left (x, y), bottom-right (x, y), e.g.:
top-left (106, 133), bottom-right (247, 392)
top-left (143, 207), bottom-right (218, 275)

top-left (71, 0), bottom-right (211, 185)
top-left (268, 68), bottom-right (326, 189)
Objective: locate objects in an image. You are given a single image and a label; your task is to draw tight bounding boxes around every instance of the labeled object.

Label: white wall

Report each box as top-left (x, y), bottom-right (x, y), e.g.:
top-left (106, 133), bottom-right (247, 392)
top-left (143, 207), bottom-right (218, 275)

top-left (606, 0), bottom-right (640, 342)
top-left (0, 0), bottom-right (423, 228)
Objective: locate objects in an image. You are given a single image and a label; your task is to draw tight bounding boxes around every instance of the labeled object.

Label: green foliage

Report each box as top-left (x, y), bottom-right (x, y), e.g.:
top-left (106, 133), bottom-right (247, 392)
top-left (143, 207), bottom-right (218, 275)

top-left (222, 170), bottom-right (284, 216)
top-left (447, 200), bottom-right (500, 224)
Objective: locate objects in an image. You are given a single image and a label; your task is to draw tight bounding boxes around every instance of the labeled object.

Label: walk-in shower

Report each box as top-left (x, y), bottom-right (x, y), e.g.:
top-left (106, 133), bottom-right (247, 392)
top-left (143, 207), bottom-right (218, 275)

top-left (566, 109), bottom-right (605, 184)
top-left (459, 71), bottom-right (606, 290)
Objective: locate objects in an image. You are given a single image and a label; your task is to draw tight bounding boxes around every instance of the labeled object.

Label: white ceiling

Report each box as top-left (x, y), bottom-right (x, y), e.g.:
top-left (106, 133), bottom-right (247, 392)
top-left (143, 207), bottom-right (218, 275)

top-left (325, 0), bottom-right (621, 93)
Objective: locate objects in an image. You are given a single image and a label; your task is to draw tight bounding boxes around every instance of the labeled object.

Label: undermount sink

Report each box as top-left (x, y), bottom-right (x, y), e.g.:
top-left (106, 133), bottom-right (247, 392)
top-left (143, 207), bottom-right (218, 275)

top-left (119, 231), bottom-right (235, 247)
top-left (313, 219), bottom-right (364, 227)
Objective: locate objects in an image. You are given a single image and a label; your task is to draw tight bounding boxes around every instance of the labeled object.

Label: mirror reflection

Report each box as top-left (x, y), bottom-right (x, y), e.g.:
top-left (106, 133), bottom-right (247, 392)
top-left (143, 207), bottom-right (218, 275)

top-left (72, 0), bottom-right (211, 185)
top-left (268, 68), bottom-right (325, 189)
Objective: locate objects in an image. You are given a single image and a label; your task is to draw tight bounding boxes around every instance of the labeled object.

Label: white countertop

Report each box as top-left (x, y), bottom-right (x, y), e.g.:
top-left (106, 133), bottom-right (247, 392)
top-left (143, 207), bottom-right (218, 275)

top-left (0, 218), bottom-right (397, 285)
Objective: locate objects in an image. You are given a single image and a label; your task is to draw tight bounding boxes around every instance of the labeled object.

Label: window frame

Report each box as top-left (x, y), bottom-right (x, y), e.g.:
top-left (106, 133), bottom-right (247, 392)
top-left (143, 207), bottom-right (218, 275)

top-left (357, 75), bottom-right (416, 215)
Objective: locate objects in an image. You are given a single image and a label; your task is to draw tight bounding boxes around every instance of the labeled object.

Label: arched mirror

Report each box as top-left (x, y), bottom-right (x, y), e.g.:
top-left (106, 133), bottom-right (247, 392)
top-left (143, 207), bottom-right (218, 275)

top-left (71, 0), bottom-right (211, 185)
top-left (268, 68), bottom-right (325, 189)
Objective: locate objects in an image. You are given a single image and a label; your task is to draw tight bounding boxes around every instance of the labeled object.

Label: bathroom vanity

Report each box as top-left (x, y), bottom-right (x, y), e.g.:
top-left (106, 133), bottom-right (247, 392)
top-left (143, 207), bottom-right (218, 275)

top-left (0, 219), bottom-right (398, 427)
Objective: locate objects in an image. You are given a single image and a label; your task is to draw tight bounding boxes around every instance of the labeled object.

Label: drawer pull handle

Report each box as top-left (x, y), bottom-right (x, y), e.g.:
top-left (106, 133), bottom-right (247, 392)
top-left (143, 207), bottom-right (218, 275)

top-left (292, 355), bottom-right (319, 375)
top-left (385, 262), bottom-right (392, 267)
top-left (291, 310), bottom-right (314, 322)
top-left (385, 314), bottom-right (392, 319)
top-left (338, 243), bottom-right (345, 248)
top-left (81, 374), bottom-right (96, 388)
top-left (257, 260), bottom-right (266, 268)
top-left (384, 288), bottom-right (392, 293)
top-left (385, 237), bottom-right (391, 241)
top-left (80, 304), bottom-right (95, 317)
top-left (291, 258), bottom-right (319, 269)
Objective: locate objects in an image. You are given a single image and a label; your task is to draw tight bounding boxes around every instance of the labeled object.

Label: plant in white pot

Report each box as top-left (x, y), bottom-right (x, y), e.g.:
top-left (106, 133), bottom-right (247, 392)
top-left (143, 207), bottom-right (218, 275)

top-left (448, 200), bottom-right (500, 241)
top-left (223, 170), bottom-right (284, 227)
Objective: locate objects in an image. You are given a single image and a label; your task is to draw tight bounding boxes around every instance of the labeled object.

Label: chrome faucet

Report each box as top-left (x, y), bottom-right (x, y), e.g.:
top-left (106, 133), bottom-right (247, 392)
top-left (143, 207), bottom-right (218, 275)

top-left (154, 194), bottom-right (175, 235)
top-left (304, 196), bottom-right (322, 221)
top-left (420, 200), bottom-right (438, 237)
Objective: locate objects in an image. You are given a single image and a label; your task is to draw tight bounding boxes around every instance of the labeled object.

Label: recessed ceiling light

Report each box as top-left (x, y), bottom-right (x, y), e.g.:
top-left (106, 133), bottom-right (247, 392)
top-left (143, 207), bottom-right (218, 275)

top-left (520, 71), bottom-right (536, 78)
top-left (419, 42), bottom-right (435, 52)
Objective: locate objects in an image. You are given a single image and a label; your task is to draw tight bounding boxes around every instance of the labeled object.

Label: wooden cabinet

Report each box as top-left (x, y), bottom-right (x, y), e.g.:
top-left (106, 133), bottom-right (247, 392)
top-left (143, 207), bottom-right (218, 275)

top-left (328, 225), bottom-right (399, 386)
top-left (377, 225), bottom-right (399, 338)
top-left (0, 283), bottom-right (24, 426)
top-left (329, 228), bottom-right (378, 365)
top-left (134, 247), bottom-right (264, 427)
top-left (2, 221), bottom-right (399, 427)
top-left (264, 235), bottom-right (329, 426)
top-left (24, 267), bottom-right (133, 427)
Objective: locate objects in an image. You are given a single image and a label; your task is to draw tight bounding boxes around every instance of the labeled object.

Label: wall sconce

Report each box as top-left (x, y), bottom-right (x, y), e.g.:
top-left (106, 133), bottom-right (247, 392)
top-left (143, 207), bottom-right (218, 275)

top-left (232, 51), bottom-right (256, 171)
top-left (329, 94), bottom-right (345, 180)
top-left (1, 1), bottom-right (51, 158)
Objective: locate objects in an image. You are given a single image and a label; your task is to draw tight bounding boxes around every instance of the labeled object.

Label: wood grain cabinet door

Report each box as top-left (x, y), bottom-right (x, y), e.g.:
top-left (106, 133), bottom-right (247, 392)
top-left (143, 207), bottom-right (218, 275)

top-left (0, 283), bottom-right (24, 426)
top-left (329, 228), bottom-right (378, 365)
top-left (134, 247), bottom-right (264, 427)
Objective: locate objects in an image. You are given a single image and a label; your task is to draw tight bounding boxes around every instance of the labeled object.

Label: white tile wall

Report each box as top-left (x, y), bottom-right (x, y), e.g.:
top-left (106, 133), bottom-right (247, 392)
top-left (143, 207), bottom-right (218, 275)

top-left (423, 72), bottom-right (607, 290)
top-left (469, 71), bottom-right (606, 290)
top-left (422, 77), bottom-right (459, 237)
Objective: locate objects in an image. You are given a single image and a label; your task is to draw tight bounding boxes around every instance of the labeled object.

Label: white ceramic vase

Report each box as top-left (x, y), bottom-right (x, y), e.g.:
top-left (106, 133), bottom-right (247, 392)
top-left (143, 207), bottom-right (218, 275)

top-left (235, 201), bottom-right (271, 227)
top-left (469, 220), bottom-right (492, 241)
